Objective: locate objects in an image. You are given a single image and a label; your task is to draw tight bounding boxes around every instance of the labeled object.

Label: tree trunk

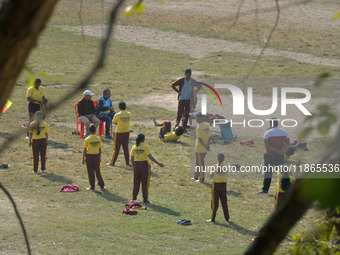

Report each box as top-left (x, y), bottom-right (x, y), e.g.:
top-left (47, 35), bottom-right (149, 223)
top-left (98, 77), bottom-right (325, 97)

top-left (0, 0), bottom-right (59, 110)
top-left (244, 180), bottom-right (314, 255)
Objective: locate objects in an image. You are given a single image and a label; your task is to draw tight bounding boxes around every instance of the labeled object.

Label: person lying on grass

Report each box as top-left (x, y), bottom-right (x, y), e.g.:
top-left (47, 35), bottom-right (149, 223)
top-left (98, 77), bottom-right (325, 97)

top-left (153, 119), bottom-right (184, 142)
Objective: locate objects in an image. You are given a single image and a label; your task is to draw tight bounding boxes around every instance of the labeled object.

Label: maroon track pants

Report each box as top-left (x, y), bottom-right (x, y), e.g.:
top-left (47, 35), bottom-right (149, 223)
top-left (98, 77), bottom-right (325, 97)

top-left (211, 182), bottom-right (230, 221)
top-left (32, 138), bottom-right (47, 173)
top-left (132, 161), bottom-right (151, 202)
top-left (157, 121), bottom-right (171, 139)
top-left (86, 154), bottom-right (105, 189)
top-left (195, 152), bottom-right (206, 182)
top-left (110, 132), bottom-right (129, 165)
top-left (175, 99), bottom-right (190, 130)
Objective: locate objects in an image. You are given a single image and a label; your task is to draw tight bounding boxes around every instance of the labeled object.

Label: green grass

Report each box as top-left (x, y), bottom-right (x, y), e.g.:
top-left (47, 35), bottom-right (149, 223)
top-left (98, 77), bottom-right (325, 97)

top-left (49, 0), bottom-right (340, 60)
top-left (1, 2), bottom-right (339, 254)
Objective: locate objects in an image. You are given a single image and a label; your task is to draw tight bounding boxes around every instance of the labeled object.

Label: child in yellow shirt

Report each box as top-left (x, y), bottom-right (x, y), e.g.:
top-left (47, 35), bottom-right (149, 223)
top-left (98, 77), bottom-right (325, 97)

top-left (207, 153), bottom-right (230, 223)
top-left (83, 125), bottom-right (105, 190)
top-left (29, 111), bottom-right (49, 173)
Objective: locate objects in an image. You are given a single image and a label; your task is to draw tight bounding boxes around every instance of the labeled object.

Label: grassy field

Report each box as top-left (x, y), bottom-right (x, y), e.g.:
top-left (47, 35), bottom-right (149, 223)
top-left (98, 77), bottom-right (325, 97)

top-left (1, 0), bottom-right (339, 254)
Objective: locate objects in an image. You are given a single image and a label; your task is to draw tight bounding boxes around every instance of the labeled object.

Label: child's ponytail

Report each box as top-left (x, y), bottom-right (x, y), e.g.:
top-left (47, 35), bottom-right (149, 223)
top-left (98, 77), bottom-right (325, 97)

top-left (136, 133), bottom-right (145, 146)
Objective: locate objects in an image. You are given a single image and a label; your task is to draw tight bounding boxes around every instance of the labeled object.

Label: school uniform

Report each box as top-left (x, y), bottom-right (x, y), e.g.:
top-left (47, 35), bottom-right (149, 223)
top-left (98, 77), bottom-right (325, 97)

top-left (29, 120), bottom-right (49, 173)
top-left (210, 166), bottom-right (230, 222)
top-left (27, 86), bottom-right (46, 113)
top-left (195, 122), bottom-right (211, 182)
top-left (157, 121), bottom-right (181, 141)
top-left (274, 171), bottom-right (295, 209)
top-left (84, 134), bottom-right (105, 189)
top-left (130, 142), bottom-right (151, 202)
top-left (110, 110), bottom-right (131, 165)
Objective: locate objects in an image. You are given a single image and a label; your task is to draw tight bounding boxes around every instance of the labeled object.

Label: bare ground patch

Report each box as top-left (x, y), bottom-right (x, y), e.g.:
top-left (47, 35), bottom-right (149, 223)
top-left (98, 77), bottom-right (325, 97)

top-left (60, 24), bottom-right (340, 68)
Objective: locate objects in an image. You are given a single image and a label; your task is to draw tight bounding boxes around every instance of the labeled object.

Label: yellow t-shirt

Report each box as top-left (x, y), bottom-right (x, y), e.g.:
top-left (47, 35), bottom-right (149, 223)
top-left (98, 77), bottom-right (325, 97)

top-left (130, 142), bottom-right (151, 162)
top-left (162, 132), bottom-right (180, 142)
top-left (83, 135), bottom-right (103, 155)
top-left (113, 110), bottom-right (131, 133)
top-left (27, 86), bottom-right (45, 104)
top-left (210, 164), bottom-right (228, 183)
top-left (195, 122), bottom-right (211, 153)
top-left (29, 121), bottom-right (50, 139)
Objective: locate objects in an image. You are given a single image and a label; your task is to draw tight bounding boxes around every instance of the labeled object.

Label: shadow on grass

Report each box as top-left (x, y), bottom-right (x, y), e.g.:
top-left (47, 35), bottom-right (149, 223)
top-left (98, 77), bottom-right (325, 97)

top-left (173, 141), bottom-right (190, 147)
top-left (94, 189), bottom-right (128, 204)
top-left (0, 132), bottom-right (9, 138)
top-left (48, 140), bottom-right (69, 149)
top-left (40, 173), bottom-right (73, 184)
top-left (148, 203), bottom-right (181, 216)
top-left (227, 190), bottom-right (242, 197)
top-left (229, 222), bottom-right (258, 236)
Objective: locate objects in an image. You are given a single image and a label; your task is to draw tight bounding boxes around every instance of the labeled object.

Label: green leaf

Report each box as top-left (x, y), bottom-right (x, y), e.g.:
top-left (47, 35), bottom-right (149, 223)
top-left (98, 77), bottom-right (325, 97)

top-left (301, 179), bottom-right (340, 208)
top-left (26, 74), bottom-right (36, 88)
top-left (317, 121), bottom-right (330, 134)
top-left (333, 12), bottom-right (340, 20)
top-left (299, 127), bottom-right (313, 140)
top-left (315, 72), bottom-right (331, 87)
top-left (133, 2), bottom-right (145, 14)
top-left (123, 5), bottom-right (134, 16)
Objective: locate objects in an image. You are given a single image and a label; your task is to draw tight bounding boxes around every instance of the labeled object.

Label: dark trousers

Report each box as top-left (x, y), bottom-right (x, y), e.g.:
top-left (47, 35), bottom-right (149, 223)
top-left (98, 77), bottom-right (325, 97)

top-left (157, 121), bottom-right (171, 139)
top-left (211, 182), bottom-right (230, 221)
top-left (110, 132), bottom-right (130, 165)
top-left (274, 191), bottom-right (286, 209)
top-left (262, 153), bottom-right (284, 192)
top-left (175, 99), bottom-right (190, 130)
top-left (86, 154), bottom-right (104, 189)
top-left (32, 138), bottom-right (47, 172)
top-left (132, 161), bottom-right (151, 202)
top-left (195, 152), bottom-right (206, 182)
top-left (97, 112), bottom-right (115, 135)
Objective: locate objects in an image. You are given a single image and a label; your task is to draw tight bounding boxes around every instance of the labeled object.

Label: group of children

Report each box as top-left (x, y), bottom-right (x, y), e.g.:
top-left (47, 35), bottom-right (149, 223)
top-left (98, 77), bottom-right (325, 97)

top-left (27, 89), bottom-right (293, 225)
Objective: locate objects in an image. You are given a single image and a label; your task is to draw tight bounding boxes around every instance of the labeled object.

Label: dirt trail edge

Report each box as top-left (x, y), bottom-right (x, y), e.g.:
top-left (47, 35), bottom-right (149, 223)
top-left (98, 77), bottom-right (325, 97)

top-left (59, 24), bottom-right (340, 68)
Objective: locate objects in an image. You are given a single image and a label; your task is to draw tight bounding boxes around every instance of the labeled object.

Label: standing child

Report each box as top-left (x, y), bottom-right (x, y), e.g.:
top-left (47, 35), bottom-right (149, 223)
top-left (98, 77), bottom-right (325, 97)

top-left (274, 170), bottom-right (295, 209)
top-left (207, 153), bottom-right (230, 223)
top-left (82, 125), bottom-right (105, 190)
top-left (194, 112), bottom-right (212, 183)
top-left (152, 119), bottom-right (184, 142)
top-left (130, 133), bottom-right (165, 203)
top-left (29, 111), bottom-right (49, 173)
top-left (108, 102), bottom-right (131, 167)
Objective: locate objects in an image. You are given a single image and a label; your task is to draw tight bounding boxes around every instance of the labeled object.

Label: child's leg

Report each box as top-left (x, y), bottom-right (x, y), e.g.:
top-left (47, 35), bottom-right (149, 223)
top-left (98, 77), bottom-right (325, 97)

top-left (32, 140), bottom-right (39, 173)
top-left (211, 182), bottom-right (219, 221)
top-left (86, 155), bottom-right (96, 189)
top-left (199, 153), bottom-right (206, 182)
top-left (219, 182), bottom-right (230, 221)
top-left (132, 163), bottom-right (142, 200)
top-left (110, 132), bottom-right (122, 165)
top-left (163, 121), bottom-right (171, 133)
top-left (40, 139), bottom-right (47, 171)
top-left (94, 154), bottom-right (105, 189)
top-left (141, 163), bottom-right (151, 202)
top-left (121, 132), bottom-right (130, 165)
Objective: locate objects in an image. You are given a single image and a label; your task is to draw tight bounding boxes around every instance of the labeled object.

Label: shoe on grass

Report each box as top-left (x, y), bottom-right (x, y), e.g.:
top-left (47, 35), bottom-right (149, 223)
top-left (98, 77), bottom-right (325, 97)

top-left (106, 163), bottom-right (115, 167)
top-left (206, 219), bottom-right (215, 223)
top-left (41, 170), bottom-right (46, 173)
top-left (101, 187), bottom-right (106, 190)
top-left (227, 219), bottom-right (232, 223)
top-left (153, 118), bottom-right (158, 127)
top-left (258, 190), bottom-right (268, 194)
top-left (105, 134), bottom-right (113, 139)
top-left (86, 187), bottom-right (94, 191)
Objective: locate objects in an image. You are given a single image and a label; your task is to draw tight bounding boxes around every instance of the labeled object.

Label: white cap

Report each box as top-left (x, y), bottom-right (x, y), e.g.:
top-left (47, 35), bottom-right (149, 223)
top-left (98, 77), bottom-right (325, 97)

top-left (83, 90), bottom-right (94, 96)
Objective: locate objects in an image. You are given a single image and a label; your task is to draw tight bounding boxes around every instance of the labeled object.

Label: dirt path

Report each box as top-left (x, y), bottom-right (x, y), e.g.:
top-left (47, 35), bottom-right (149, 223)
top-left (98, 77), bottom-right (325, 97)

top-left (60, 24), bottom-right (340, 68)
